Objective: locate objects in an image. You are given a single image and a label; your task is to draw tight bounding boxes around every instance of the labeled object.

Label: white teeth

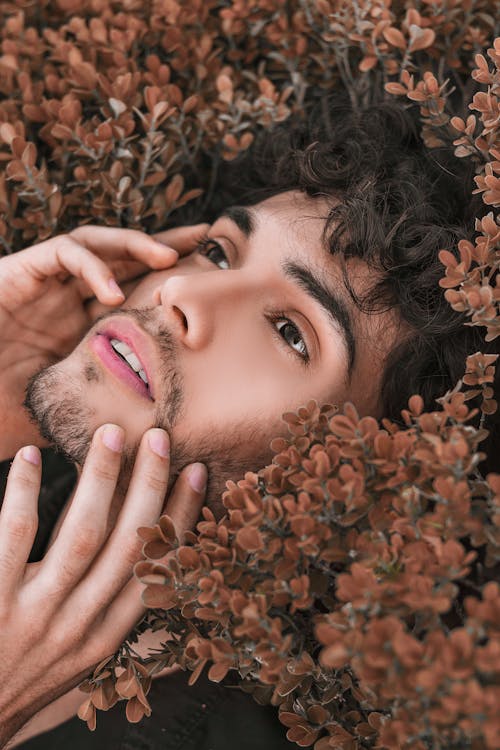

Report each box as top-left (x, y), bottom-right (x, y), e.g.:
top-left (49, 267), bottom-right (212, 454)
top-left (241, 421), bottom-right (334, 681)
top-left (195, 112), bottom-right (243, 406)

top-left (124, 352), bottom-right (142, 371)
top-left (110, 337), bottom-right (149, 386)
top-left (111, 338), bottom-right (132, 357)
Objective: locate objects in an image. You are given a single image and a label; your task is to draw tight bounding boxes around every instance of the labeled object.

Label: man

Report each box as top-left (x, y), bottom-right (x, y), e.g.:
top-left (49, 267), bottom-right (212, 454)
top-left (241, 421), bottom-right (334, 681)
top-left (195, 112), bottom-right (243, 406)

top-left (1, 95), bottom-right (494, 747)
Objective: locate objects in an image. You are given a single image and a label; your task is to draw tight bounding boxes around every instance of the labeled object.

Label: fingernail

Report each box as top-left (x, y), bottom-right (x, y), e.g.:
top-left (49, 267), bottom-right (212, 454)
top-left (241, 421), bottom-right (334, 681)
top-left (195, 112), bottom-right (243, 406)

top-left (22, 445), bottom-right (40, 465)
top-left (148, 428), bottom-right (170, 458)
top-left (108, 278), bottom-right (125, 298)
top-left (187, 463), bottom-right (207, 494)
top-left (102, 424), bottom-right (125, 452)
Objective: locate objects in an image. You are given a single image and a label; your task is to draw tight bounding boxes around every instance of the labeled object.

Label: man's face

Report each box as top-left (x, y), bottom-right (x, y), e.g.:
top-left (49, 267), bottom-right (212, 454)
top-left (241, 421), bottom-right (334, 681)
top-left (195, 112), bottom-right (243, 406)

top-left (26, 191), bottom-right (401, 513)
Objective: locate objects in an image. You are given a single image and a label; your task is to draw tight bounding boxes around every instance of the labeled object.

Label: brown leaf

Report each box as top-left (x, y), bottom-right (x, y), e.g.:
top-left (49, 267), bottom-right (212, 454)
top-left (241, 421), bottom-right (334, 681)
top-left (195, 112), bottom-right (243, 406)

top-left (143, 170), bottom-right (167, 186)
top-left (383, 27), bottom-right (407, 50)
top-left (21, 142), bottom-right (36, 168)
top-left (116, 667), bottom-right (139, 699)
top-left (208, 661), bottom-right (231, 682)
top-left (0, 123), bottom-right (16, 145)
top-left (51, 123), bottom-right (73, 140)
top-left (126, 696), bottom-right (150, 723)
top-left (236, 526), bottom-right (264, 552)
top-left (142, 583), bottom-right (174, 609)
top-left (409, 27), bottom-right (436, 53)
top-left (5, 160), bottom-right (27, 181)
top-left (165, 173), bottom-right (184, 206)
top-left (77, 697), bottom-right (96, 731)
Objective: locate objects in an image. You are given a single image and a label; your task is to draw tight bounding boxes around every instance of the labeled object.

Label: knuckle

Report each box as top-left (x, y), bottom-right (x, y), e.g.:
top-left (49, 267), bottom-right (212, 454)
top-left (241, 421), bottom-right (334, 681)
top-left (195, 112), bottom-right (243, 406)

top-left (44, 566), bottom-right (75, 598)
top-left (52, 620), bottom-right (85, 654)
top-left (12, 469), bottom-right (40, 493)
top-left (127, 228), bottom-right (144, 241)
top-left (0, 549), bottom-right (20, 579)
top-left (68, 225), bottom-right (90, 241)
top-left (4, 512), bottom-right (37, 542)
top-left (69, 527), bottom-right (102, 560)
top-left (142, 470), bottom-right (168, 495)
top-left (54, 232), bottom-right (71, 250)
top-left (91, 461), bottom-right (119, 484)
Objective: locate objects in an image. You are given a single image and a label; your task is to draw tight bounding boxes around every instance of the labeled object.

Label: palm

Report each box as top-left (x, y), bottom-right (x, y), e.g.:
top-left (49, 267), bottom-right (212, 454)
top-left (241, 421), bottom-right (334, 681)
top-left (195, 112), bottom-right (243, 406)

top-left (0, 276), bottom-right (94, 457)
top-left (3, 276), bottom-right (90, 353)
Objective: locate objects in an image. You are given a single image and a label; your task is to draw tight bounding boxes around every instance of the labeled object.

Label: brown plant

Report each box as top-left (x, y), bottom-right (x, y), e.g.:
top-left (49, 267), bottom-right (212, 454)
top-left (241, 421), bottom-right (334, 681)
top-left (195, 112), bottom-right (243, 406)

top-left (1, 1), bottom-right (499, 748)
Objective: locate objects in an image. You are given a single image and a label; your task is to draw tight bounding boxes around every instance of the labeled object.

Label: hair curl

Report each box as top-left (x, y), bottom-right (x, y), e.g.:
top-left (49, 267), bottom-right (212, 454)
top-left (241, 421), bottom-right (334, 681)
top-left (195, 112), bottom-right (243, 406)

top-left (197, 93), bottom-right (499, 478)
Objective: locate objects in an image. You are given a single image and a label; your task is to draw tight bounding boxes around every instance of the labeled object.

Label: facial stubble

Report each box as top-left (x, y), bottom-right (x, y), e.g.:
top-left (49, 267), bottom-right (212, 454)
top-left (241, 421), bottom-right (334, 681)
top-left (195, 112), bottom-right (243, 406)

top-left (23, 309), bottom-right (276, 517)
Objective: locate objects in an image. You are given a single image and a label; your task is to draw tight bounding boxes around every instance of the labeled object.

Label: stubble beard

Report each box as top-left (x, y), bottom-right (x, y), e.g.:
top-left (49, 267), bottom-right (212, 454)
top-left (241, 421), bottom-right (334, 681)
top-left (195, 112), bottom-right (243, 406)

top-left (23, 307), bottom-right (182, 488)
top-left (24, 364), bottom-right (97, 466)
top-left (23, 308), bottom-right (277, 516)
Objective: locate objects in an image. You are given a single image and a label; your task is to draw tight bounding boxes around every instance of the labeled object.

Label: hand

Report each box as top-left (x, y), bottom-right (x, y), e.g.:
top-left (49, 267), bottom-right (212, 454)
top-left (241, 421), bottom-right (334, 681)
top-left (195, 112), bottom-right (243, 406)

top-left (0, 223), bottom-right (207, 460)
top-left (82, 223), bottom-right (210, 323)
top-left (0, 425), bottom-right (206, 749)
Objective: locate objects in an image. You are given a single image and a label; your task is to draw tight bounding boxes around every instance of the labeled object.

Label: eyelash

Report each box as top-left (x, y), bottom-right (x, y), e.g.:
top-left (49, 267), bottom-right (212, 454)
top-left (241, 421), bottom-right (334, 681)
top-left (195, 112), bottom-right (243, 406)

top-left (196, 237), bottom-right (311, 366)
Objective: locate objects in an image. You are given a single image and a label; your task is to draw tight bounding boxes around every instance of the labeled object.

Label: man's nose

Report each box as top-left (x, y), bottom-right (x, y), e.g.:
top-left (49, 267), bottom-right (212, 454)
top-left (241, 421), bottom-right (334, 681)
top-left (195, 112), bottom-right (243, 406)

top-left (156, 271), bottom-right (248, 350)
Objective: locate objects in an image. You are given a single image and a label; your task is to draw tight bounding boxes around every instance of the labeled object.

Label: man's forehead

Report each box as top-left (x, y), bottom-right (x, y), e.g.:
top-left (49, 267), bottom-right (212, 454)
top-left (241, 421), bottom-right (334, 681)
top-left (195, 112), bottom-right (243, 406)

top-left (219, 190), bottom-right (332, 247)
top-left (219, 191), bottom-right (386, 301)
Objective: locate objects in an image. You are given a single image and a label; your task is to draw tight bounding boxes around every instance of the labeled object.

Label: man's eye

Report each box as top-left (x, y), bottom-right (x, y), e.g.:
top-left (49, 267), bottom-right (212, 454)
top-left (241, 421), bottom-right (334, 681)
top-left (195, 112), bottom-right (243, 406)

top-left (269, 313), bottom-right (310, 366)
top-left (197, 238), bottom-right (310, 367)
top-left (197, 238), bottom-right (230, 270)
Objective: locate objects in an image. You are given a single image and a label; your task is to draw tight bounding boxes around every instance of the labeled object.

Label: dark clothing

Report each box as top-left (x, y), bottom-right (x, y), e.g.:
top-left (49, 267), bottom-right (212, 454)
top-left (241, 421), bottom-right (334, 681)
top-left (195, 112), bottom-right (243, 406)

top-left (0, 451), bottom-right (295, 750)
top-left (18, 670), bottom-right (294, 750)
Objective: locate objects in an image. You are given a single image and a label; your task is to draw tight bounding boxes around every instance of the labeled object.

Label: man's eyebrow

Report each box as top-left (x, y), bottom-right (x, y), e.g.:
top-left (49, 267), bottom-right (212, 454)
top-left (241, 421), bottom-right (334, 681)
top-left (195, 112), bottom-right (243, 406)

top-left (219, 204), bottom-right (356, 379)
top-left (282, 259), bottom-right (356, 379)
top-left (219, 205), bottom-right (256, 236)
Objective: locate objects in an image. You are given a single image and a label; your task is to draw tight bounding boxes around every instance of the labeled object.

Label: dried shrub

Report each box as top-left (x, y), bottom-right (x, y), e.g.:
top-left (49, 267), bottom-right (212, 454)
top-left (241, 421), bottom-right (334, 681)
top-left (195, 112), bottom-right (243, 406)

top-left (1, 1), bottom-right (499, 748)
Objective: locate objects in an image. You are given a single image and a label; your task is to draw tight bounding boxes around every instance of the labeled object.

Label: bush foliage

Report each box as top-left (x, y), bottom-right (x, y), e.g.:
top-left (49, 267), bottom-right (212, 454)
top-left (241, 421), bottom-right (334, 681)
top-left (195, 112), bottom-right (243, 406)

top-left (1, 1), bottom-right (499, 748)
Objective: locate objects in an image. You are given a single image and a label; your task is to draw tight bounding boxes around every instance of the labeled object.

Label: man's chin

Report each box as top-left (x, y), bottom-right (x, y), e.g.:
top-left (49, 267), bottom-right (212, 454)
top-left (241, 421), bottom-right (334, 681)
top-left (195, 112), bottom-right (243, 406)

top-left (24, 359), bottom-right (144, 501)
top-left (24, 361), bottom-right (95, 466)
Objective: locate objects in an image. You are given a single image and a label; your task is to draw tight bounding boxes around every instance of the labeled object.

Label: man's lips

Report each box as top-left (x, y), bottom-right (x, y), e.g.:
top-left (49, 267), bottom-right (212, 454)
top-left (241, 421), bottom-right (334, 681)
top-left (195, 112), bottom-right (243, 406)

top-left (88, 317), bottom-right (158, 401)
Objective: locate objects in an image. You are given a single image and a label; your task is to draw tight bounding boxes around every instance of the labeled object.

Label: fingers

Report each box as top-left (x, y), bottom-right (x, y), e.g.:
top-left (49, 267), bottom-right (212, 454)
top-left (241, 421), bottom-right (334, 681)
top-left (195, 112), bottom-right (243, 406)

top-left (39, 425), bottom-right (125, 595)
top-left (74, 259), bottom-right (149, 301)
top-left (18, 235), bottom-right (152, 307)
top-left (69, 223), bottom-right (209, 263)
top-left (73, 428), bottom-right (172, 613)
top-left (2, 224), bottom-right (208, 313)
top-left (162, 462), bottom-right (207, 541)
top-left (0, 446), bottom-right (41, 601)
top-left (5, 424), bottom-right (206, 668)
top-left (69, 225), bottom-right (179, 270)
top-left (95, 460), bottom-right (207, 644)
top-left (152, 223), bottom-right (210, 256)
top-left (12, 228), bottom-right (179, 307)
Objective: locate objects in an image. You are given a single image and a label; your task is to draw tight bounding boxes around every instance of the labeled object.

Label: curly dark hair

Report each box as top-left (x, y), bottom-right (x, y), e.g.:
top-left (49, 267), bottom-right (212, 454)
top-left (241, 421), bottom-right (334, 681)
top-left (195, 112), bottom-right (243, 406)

top-left (193, 92), bottom-right (500, 478)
